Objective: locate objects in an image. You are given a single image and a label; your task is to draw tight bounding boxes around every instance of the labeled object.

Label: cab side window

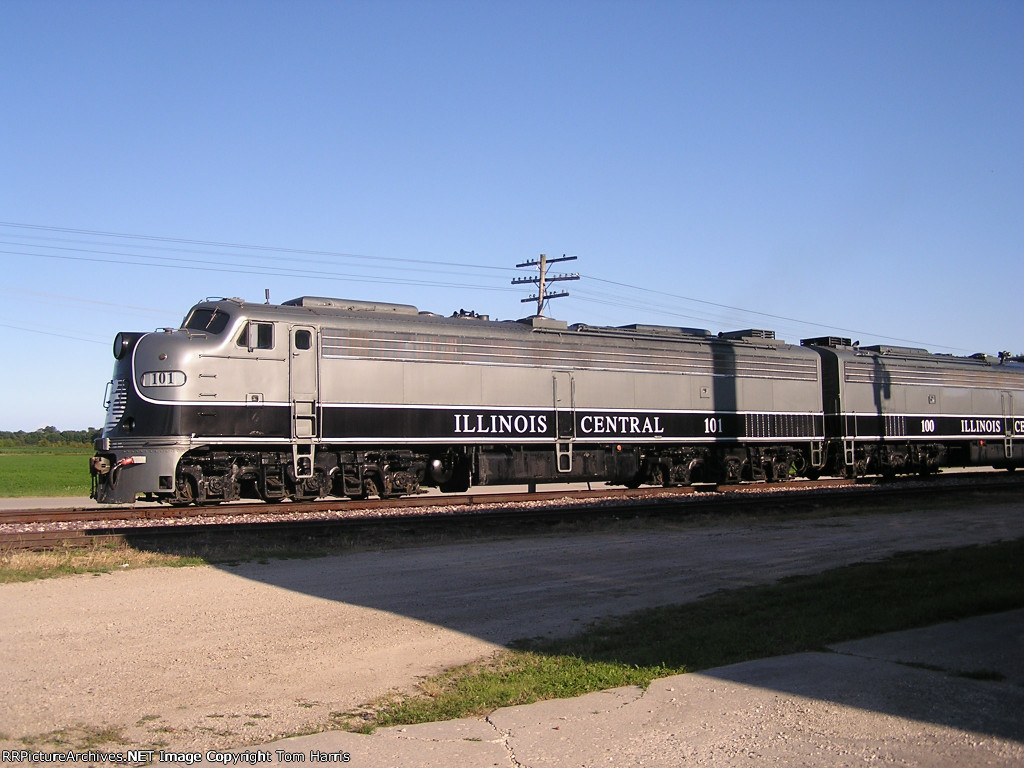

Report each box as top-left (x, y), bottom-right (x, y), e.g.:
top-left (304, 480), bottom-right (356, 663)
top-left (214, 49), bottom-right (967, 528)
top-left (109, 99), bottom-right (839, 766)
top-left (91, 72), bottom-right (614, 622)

top-left (237, 321), bottom-right (274, 350)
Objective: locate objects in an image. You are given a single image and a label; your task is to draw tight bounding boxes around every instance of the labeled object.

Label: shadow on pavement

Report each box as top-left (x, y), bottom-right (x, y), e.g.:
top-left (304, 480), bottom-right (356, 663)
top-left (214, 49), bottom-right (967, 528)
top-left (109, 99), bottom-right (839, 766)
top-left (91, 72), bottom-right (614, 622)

top-left (121, 500), bottom-right (1024, 745)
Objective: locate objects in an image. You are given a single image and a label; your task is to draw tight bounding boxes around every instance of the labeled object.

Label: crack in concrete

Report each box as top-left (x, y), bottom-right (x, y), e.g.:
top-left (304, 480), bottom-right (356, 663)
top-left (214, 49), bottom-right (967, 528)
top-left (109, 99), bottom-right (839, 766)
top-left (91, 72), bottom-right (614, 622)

top-left (485, 714), bottom-right (524, 768)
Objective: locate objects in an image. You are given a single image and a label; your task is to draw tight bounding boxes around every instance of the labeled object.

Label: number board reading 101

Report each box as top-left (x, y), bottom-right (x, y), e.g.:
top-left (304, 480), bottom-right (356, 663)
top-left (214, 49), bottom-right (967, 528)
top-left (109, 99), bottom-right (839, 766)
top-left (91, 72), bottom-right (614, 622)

top-left (141, 370), bottom-right (186, 387)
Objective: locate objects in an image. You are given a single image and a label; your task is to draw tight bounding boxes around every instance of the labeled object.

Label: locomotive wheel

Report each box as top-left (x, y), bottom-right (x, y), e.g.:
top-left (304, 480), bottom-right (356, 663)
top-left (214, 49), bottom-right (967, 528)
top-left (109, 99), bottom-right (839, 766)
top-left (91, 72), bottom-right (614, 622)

top-left (438, 462), bottom-right (471, 493)
top-left (171, 475), bottom-right (198, 507)
top-left (348, 474), bottom-right (382, 501)
top-left (654, 462), bottom-right (672, 487)
top-left (722, 457), bottom-right (743, 484)
top-left (362, 476), bottom-right (381, 499)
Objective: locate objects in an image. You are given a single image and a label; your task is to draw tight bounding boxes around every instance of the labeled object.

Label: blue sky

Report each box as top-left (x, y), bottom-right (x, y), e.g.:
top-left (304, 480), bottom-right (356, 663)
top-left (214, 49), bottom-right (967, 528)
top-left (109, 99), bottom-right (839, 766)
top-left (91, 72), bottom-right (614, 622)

top-left (1, 0), bottom-right (1021, 431)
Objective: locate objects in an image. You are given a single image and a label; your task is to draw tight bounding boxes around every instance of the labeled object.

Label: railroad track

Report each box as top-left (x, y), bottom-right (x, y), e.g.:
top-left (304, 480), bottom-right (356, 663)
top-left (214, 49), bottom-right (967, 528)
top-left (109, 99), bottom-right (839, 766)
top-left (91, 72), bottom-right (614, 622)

top-left (1, 478), bottom-right (869, 527)
top-left (2, 472), bottom-right (1021, 551)
top-left (0, 480), bottom-right (849, 525)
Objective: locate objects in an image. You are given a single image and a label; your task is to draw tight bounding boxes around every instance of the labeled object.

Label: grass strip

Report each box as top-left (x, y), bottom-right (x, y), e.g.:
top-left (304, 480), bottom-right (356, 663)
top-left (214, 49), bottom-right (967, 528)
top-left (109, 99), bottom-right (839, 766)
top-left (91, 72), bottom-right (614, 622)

top-left (0, 545), bottom-right (205, 583)
top-left (0, 451), bottom-right (93, 497)
top-left (347, 538), bottom-right (1024, 731)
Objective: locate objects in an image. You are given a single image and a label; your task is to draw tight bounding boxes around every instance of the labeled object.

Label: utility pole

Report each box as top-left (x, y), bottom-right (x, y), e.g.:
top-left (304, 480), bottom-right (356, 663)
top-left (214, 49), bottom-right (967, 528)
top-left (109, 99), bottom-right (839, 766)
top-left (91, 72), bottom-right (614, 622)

top-left (512, 254), bottom-right (580, 317)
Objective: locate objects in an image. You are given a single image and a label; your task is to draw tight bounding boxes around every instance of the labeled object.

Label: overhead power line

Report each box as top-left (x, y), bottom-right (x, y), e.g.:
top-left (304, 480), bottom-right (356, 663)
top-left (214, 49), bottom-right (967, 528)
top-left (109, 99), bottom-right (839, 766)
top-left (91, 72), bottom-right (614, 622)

top-left (0, 221), bottom-right (981, 353)
top-left (577, 277), bottom-right (971, 353)
top-left (0, 221), bottom-right (521, 275)
top-left (0, 246), bottom-right (523, 295)
top-left (0, 321), bottom-right (107, 345)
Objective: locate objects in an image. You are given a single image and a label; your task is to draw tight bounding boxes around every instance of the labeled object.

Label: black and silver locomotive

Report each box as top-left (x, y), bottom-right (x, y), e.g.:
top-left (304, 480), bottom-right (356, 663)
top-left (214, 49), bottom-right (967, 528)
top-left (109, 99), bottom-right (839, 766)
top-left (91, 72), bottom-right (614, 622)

top-left (90, 295), bottom-right (1024, 504)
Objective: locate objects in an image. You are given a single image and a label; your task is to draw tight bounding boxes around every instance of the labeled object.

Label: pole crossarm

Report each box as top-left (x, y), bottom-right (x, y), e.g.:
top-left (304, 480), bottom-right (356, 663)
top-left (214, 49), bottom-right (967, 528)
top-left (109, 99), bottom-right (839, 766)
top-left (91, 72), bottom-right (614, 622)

top-left (511, 254), bottom-right (579, 317)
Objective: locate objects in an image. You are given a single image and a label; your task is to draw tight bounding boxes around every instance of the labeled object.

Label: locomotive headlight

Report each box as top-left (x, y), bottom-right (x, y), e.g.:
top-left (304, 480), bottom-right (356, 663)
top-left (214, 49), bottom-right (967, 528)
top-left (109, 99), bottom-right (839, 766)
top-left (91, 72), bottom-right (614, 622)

top-left (113, 331), bottom-right (143, 360)
top-left (113, 332), bottom-right (131, 360)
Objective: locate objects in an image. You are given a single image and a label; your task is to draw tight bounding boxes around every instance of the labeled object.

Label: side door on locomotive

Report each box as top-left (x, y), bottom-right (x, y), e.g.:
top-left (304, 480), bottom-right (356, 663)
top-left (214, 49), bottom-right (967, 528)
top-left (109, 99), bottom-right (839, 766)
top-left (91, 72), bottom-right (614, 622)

top-left (289, 324), bottom-right (319, 479)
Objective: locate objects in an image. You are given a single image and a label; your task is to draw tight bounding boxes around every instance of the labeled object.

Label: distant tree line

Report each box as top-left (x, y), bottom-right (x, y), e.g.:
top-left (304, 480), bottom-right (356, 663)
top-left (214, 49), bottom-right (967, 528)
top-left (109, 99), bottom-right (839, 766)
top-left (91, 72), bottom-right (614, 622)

top-left (0, 426), bottom-right (101, 447)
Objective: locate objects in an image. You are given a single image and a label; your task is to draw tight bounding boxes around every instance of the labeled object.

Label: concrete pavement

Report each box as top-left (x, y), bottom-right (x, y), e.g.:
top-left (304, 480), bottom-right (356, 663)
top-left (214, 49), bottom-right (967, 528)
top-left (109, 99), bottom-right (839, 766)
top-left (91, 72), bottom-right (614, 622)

top-left (248, 609), bottom-right (1024, 767)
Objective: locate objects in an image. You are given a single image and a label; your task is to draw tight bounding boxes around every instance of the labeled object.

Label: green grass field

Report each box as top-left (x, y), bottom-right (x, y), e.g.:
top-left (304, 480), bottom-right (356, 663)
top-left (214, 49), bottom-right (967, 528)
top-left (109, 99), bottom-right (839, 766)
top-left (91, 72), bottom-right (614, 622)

top-left (0, 449), bottom-right (94, 497)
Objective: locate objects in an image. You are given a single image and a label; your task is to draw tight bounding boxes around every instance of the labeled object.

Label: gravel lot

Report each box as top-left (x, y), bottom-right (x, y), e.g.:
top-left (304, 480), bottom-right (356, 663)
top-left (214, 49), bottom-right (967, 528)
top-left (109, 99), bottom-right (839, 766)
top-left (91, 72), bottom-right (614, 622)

top-left (2, 493), bottom-right (1023, 753)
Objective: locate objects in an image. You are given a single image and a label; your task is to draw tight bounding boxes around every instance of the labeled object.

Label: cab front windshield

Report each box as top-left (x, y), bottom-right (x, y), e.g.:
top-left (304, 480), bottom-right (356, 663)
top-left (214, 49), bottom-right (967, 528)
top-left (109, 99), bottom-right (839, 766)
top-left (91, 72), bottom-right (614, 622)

top-left (183, 308), bottom-right (231, 334)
